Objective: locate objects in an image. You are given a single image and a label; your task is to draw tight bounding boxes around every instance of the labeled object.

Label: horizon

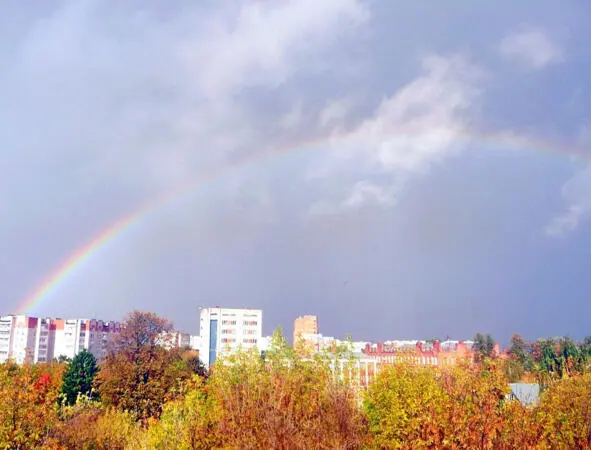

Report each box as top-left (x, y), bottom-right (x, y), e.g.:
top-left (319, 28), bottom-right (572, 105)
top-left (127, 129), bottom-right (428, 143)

top-left (1, 308), bottom-right (586, 349)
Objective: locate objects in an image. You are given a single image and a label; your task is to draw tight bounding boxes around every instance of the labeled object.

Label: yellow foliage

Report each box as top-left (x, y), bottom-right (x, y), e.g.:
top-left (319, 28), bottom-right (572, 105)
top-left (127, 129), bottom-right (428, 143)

top-left (537, 373), bottom-right (591, 448)
top-left (51, 401), bottom-right (138, 450)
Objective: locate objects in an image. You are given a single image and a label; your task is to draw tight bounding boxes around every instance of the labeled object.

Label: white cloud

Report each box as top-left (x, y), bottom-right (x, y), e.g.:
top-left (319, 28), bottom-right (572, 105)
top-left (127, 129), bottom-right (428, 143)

top-left (4, 0), bottom-right (370, 198)
top-left (544, 204), bottom-right (586, 237)
top-left (179, 0), bottom-right (369, 98)
top-left (310, 54), bottom-right (482, 210)
top-left (544, 123), bottom-right (591, 238)
top-left (545, 164), bottom-right (591, 237)
top-left (342, 180), bottom-right (402, 209)
top-left (498, 27), bottom-right (563, 69)
top-left (319, 97), bottom-right (355, 128)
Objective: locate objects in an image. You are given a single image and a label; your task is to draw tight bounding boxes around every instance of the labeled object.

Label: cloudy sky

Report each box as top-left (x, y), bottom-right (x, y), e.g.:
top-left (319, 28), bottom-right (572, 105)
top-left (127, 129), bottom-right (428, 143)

top-left (2, 1), bottom-right (591, 342)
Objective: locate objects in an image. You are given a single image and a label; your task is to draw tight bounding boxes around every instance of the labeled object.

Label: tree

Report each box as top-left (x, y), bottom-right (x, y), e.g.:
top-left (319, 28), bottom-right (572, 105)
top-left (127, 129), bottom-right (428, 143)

top-left (473, 333), bottom-right (495, 362)
top-left (61, 349), bottom-right (99, 405)
top-left (174, 329), bottom-right (369, 448)
top-left (504, 333), bottom-right (534, 382)
top-left (532, 337), bottom-right (589, 382)
top-left (0, 361), bottom-right (65, 448)
top-left (50, 402), bottom-right (138, 450)
top-left (363, 364), bottom-right (448, 448)
top-left (94, 311), bottom-right (193, 421)
top-left (509, 333), bottom-right (526, 360)
top-left (537, 372), bottom-right (591, 447)
top-left (179, 348), bottom-right (208, 379)
top-left (364, 361), bottom-right (513, 448)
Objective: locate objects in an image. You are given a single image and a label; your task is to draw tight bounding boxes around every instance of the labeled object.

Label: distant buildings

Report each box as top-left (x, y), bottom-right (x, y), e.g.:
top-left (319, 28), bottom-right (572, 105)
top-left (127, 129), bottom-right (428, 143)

top-left (293, 315), bottom-right (318, 347)
top-left (158, 331), bottom-right (191, 350)
top-left (1, 306), bottom-right (490, 388)
top-left (0, 315), bottom-right (121, 364)
top-left (199, 307), bottom-right (263, 367)
top-left (290, 313), bottom-right (484, 388)
top-left (363, 340), bottom-right (476, 367)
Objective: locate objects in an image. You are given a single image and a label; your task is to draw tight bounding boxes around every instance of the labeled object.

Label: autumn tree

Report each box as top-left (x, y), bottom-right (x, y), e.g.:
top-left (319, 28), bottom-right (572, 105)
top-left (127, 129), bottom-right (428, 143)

top-left (532, 337), bottom-right (589, 384)
top-left (364, 360), bottom-right (516, 448)
top-left (180, 348), bottom-right (208, 379)
top-left (61, 349), bottom-right (99, 405)
top-left (94, 311), bottom-right (193, 421)
top-left (473, 333), bottom-right (495, 362)
top-left (0, 361), bottom-right (65, 449)
top-left (205, 329), bottom-right (367, 448)
top-left (363, 364), bottom-right (448, 448)
top-left (51, 400), bottom-right (138, 450)
top-left (144, 328), bottom-right (368, 448)
top-left (537, 372), bottom-right (591, 447)
top-left (503, 333), bottom-right (534, 382)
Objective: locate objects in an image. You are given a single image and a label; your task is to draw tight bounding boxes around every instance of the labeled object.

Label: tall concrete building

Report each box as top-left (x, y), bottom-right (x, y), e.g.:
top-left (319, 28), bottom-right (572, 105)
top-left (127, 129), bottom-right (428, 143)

top-left (293, 315), bottom-right (318, 346)
top-left (199, 307), bottom-right (262, 367)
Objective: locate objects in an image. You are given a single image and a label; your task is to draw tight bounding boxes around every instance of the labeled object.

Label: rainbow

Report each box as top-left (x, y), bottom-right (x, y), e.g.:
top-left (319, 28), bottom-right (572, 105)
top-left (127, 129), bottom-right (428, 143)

top-left (14, 127), bottom-right (587, 315)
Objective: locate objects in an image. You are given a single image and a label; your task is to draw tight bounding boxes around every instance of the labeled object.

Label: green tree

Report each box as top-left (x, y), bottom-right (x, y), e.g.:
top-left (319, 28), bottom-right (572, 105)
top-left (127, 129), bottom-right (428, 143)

top-left (61, 349), bottom-right (99, 405)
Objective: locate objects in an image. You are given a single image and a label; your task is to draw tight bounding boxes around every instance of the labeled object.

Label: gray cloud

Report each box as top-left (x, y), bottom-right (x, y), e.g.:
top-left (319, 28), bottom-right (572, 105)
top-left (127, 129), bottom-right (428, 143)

top-left (2, 1), bottom-right (591, 341)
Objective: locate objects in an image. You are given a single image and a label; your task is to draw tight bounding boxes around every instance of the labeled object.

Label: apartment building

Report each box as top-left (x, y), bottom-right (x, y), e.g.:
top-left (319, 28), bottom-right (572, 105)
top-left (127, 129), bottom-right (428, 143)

top-left (0, 315), bottom-right (45, 364)
top-left (0, 315), bottom-right (15, 363)
top-left (33, 317), bottom-right (53, 363)
top-left (53, 318), bottom-right (122, 360)
top-left (199, 307), bottom-right (263, 367)
top-left (0, 315), bottom-right (121, 363)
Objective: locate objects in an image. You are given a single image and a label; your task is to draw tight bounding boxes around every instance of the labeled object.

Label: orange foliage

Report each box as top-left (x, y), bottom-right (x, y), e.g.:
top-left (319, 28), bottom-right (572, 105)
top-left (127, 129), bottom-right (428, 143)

top-left (0, 361), bottom-right (64, 449)
top-left (94, 311), bottom-right (193, 421)
top-left (50, 402), bottom-right (138, 450)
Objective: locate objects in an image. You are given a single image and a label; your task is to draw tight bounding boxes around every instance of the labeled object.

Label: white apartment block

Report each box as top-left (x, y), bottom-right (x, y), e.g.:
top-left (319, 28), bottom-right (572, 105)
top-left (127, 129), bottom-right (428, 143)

top-left (0, 315), bottom-right (121, 364)
top-left (0, 315), bottom-right (48, 364)
top-left (53, 318), bottom-right (121, 361)
top-left (199, 307), bottom-right (263, 367)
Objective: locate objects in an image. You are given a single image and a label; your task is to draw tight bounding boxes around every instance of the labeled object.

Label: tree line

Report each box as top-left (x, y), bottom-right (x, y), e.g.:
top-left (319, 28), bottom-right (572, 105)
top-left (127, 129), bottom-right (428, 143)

top-left (1, 311), bottom-right (591, 448)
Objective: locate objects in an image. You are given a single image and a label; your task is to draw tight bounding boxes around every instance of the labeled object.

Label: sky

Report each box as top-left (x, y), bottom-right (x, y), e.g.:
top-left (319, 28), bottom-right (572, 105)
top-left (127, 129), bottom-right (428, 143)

top-left (1, 1), bottom-right (591, 343)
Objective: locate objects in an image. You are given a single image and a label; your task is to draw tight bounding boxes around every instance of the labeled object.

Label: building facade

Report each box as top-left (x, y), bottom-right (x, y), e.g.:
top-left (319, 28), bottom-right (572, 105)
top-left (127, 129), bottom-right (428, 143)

top-left (199, 307), bottom-right (263, 367)
top-left (0, 315), bottom-right (121, 363)
top-left (293, 315), bottom-right (318, 346)
top-left (158, 331), bottom-right (191, 350)
top-left (363, 340), bottom-right (476, 367)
